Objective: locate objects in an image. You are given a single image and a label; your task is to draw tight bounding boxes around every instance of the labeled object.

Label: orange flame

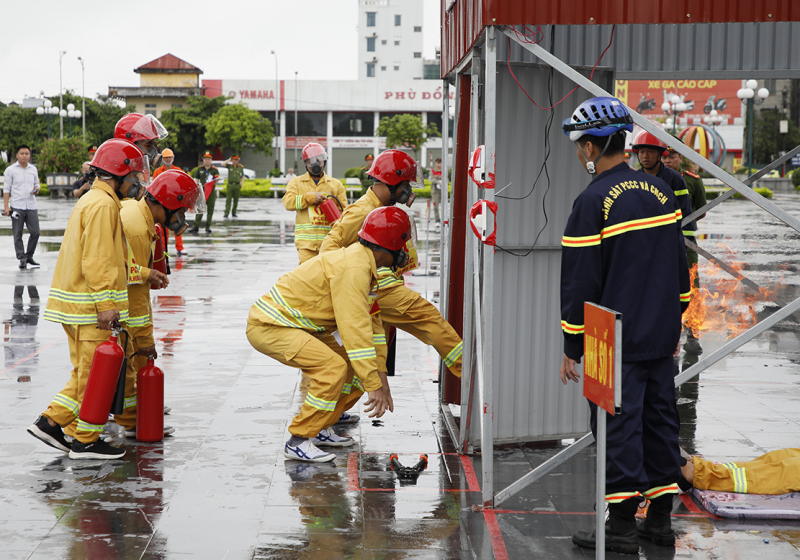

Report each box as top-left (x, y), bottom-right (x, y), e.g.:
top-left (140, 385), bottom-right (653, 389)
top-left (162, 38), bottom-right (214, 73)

top-left (682, 246), bottom-right (780, 339)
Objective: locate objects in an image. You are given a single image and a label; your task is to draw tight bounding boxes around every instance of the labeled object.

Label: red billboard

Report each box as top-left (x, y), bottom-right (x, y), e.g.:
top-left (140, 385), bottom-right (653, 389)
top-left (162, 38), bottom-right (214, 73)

top-left (615, 79), bottom-right (742, 125)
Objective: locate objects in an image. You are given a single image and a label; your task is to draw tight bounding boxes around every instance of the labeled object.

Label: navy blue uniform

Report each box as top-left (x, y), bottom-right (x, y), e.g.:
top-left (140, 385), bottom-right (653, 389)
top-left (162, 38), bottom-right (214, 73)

top-left (646, 163), bottom-right (697, 242)
top-left (560, 162), bottom-right (691, 503)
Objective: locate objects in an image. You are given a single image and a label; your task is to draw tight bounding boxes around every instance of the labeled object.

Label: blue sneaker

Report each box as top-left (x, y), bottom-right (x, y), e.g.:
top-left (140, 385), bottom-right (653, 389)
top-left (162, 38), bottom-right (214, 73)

top-left (336, 412), bottom-right (360, 424)
top-left (284, 438), bottom-right (335, 462)
top-left (312, 427), bottom-right (355, 448)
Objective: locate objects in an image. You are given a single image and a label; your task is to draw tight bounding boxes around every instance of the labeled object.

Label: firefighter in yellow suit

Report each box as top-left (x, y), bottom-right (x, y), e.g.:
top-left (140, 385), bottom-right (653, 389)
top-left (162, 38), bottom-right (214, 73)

top-left (283, 142), bottom-right (347, 264)
top-left (117, 169), bottom-right (206, 437)
top-left (682, 449), bottom-right (800, 495)
top-left (319, 149), bottom-right (463, 378)
top-left (247, 207), bottom-right (413, 462)
top-left (27, 139), bottom-right (149, 460)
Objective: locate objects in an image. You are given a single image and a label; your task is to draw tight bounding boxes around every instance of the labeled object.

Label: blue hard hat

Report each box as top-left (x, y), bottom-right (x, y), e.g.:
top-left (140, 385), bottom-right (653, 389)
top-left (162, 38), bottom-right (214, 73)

top-left (562, 96), bottom-right (634, 141)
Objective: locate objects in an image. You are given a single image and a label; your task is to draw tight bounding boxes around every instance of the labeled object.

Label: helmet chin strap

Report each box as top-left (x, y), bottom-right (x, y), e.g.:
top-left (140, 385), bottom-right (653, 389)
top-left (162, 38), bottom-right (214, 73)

top-left (575, 135), bottom-right (613, 176)
top-left (640, 158), bottom-right (661, 172)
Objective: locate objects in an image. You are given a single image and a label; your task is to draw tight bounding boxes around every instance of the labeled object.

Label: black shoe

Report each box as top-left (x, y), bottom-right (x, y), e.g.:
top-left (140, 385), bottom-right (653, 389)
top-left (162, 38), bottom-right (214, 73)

top-left (232, 214), bottom-right (238, 218)
top-left (573, 499), bottom-right (640, 555)
top-left (637, 495), bottom-right (676, 546)
top-left (189, 226), bottom-right (199, 234)
top-left (26, 257), bottom-right (40, 268)
top-left (205, 228), bottom-right (212, 233)
top-left (27, 415), bottom-right (71, 452)
top-left (19, 259), bottom-right (26, 269)
top-left (69, 439), bottom-right (125, 460)
top-left (223, 214), bottom-right (228, 218)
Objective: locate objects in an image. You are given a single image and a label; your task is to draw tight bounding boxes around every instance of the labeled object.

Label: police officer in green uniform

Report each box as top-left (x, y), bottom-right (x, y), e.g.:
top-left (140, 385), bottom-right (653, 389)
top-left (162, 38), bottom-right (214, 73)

top-left (662, 140), bottom-right (707, 284)
top-left (189, 151), bottom-right (220, 233)
top-left (223, 155), bottom-right (245, 218)
top-left (358, 153), bottom-right (375, 196)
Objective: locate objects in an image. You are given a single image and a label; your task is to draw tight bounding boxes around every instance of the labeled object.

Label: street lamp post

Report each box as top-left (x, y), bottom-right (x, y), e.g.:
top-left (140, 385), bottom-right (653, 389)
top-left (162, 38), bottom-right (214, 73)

top-left (294, 71), bottom-right (298, 170)
top-left (65, 103), bottom-right (82, 138)
top-left (77, 56), bottom-right (85, 139)
top-left (703, 109), bottom-right (723, 130)
top-left (35, 99), bottom-right (60, 138)
top-left (59, 50), bottom-right (67, 138)
top-left (737, 79), bottom-right (769, 173)
top-left (270, 50), bottom-right (279, 170)
top-left (661, 94), bottom-right (687, 135)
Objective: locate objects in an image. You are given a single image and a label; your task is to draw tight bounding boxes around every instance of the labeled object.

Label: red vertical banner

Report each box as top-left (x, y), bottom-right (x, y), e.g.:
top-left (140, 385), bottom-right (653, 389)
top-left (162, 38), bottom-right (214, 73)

top-left (583, 302), bottom-right (620, 416)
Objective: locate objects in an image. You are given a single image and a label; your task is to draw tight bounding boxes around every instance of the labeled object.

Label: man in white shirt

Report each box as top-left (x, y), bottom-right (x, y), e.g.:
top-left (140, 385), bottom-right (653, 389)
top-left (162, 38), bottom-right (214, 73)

top-left (3, 145), bottom-right (41, 269)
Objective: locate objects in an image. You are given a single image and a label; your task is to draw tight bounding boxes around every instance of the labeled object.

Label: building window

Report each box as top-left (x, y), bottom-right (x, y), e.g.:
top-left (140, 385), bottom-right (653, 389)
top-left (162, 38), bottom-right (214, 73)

top-left (394, 66), bottom-right (399, 71)
top-left (144, 103), bottom-right (157, 116)
top-left (333, 112), bottom-right (374, 137)
top-left (395, 14), bottom-right (401, 26)
top-left (381, 40), bottom-right (387, 45)
top-left (367, 63), bottom-right (376, 78)
top-left (171, 103), bottom-right (183, 109)
top-left (286, 111), bottom-right (327, 137)
top-left (381, 66), bottom-right (387, 71)
top-left (366, 12), bottom-right (376, 26)
top-left (414, 26), bottom-right (422, 32)
top-left (394, 40), bottom-right (400, 46)
top-left (367, 37), bottom-right (376, 52)
top-left (413, 52), bottom-right (422, 58)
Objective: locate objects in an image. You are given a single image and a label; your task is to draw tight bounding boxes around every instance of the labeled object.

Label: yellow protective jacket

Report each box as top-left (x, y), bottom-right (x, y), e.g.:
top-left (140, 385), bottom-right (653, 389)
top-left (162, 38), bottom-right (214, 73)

top-left (44, 180), bottom-right (129, 325)
top-left (283, 172), bottom-right (347, 251)
top-left (319, 188), bottom-right (381, 253)
top-left (120, 198), bottom-right (156, 342)
top-left (248, 243), bottom-right (385, 392)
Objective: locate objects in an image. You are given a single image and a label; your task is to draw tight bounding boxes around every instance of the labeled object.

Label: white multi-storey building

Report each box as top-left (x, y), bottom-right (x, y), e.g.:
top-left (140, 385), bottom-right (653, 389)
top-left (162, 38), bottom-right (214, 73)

top-left (357, 0), bottom-right (425, 80)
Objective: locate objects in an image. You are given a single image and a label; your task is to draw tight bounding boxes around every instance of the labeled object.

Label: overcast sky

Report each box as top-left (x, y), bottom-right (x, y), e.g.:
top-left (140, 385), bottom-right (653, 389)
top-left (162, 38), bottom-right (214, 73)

top-left (0, 0), bottom-right (442, 105)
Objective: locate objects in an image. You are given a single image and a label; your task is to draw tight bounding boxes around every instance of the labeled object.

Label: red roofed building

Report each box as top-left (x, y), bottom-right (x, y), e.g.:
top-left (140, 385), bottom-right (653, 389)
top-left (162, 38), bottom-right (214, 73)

top-left (109, 54), bottom-right (204, 118)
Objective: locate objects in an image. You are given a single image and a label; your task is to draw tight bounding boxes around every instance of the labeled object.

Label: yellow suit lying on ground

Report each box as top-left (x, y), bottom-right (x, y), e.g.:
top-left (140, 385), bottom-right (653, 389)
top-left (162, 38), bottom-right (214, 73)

top-left (42, 180), bottom-right (129, 443)
top-left (319, 188), bottom-right (463, 379)
top-left (116, 198), bottom-right (158, 431)
top-left (246, 243), bottom-right (386, 438)
top-left (283, 172), bottom-right (347, 264)
top-left (691, 449), bottom-right (800, 495)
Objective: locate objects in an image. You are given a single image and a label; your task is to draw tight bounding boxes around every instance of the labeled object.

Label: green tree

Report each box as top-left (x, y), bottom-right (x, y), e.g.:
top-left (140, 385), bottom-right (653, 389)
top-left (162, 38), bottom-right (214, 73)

top-left (0, 106), bottom-right (48, 156)
top-left (159, 95), bottom-right (228, 158)
top-left (205, 103), bottom-right (274, 157)
top-left (37, 137), bottom-right (89, 174)
top-left (376, 114), bottom-right (440, 159)
top-left (751, 109), bottom-right (800, 167)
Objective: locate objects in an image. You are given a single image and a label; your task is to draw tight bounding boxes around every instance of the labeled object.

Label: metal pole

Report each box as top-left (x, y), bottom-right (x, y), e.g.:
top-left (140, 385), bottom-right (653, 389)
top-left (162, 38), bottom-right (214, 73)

top-left (59, 50), bottom-right (65, 139)
top-left (79, 57), bottom-right (85, 139)
top-left (748, 98), bottom-right (754, 172)
top-left (294, 71), bottom-right (298, 170)
top-left (272, 50), bottom-right (279, 167)
top-left (440, 80), bottom-right (451, 311)
top-left (596, 411), bottom-right (606, 559)
top-left (481, 25), bottom-right (497, 508)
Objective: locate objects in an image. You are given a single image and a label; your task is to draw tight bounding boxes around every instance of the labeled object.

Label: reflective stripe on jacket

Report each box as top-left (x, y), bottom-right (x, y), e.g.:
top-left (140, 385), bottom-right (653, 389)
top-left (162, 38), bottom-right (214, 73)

top-left (248, 243), bottom-right (384, 391)
top-left (44, 180), bottom-right (129, 325)
top-left (283, 172), bottom-right (347, 251)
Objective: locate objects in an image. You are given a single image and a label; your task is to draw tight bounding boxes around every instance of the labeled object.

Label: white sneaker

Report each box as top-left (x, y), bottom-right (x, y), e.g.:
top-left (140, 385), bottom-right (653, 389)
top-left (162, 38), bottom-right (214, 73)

top-left (312, 427), bottom-right (355, 448)
top-left (284, 438), bottom-right (336, 462)
top-left (335, 411), bottom-right (360, 424)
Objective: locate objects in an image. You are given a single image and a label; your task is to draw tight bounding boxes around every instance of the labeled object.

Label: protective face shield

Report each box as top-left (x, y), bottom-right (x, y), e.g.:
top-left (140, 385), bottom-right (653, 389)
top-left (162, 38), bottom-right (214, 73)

top-left (136, 139), bottom-right (159, 163)
top-left (390, 181), bottom-right (417, 207)
top-left (393, 219), bottom-right (419, 275)
top-left (122, 170), bottom-right (148, 200)
top-left (304, 153), bottom-right (327, 176)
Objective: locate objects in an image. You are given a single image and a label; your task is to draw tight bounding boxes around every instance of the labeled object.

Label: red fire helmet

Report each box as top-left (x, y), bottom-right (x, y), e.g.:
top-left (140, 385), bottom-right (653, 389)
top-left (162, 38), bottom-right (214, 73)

top-left (90, 139), bottom-right (149, 178)
top-left (114, 113), bottom-right (169, 142)
top-left (358, 207), bottom-right (412, 252)
top-left (301, 142), bottom-right (327, 162)
top-left (146, 169), bottom-right (206, 214)
top-left (367, 150), bottom-right (422, 187)
top-left (631, 130), bottom-right (669, 155)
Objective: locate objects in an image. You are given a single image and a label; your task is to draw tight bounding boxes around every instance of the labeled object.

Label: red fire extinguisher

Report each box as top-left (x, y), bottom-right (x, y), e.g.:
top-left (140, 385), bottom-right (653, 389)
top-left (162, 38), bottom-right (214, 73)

top-left (79, 323), bottom-right (125, 426)
top-left (151, 224), bottom-right (168, 289)
top-left (136, 358), bottom-right (164, 442)
top-left (319, 195), bottom-right (343, 224)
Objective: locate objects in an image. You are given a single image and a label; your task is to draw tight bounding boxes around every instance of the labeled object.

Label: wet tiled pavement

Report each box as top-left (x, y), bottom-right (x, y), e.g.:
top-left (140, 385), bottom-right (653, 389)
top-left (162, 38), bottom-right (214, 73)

top-left (2, 195), bottom-right (800, 559)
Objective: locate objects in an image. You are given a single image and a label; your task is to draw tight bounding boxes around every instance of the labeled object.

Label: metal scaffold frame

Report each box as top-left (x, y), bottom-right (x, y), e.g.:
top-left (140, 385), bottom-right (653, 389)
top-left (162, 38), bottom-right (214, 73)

top-left (441, 23), bottom-right (800, 508)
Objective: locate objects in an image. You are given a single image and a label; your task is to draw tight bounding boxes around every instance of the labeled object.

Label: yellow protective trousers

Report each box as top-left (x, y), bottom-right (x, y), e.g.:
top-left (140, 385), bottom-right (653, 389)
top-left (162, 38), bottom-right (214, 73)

top-left (297, 247), bottom-right (319, 265)
top-left (377, 284), bottom-right (463, 378)
top-left (692, 448), bottom-right (800, 495)
top-left (246, 322), bottom-right (364, 438)
top-left (43, 323), bottom-right (121, 444)
top-left (112, 325), bottom-right (152, 430)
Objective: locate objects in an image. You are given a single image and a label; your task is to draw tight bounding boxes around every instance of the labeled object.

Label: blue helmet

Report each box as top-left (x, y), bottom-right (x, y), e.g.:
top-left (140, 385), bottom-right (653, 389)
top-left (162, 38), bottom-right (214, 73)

top-left (562, 97), bottom-right (634, 141)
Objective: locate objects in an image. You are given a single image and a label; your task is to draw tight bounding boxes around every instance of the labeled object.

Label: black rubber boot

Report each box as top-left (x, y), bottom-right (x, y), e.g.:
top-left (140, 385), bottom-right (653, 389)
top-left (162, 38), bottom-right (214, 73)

top-left (638, 494), bottom-right (676, 546)
top-left (573, 498), bottom-right (640, 555)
